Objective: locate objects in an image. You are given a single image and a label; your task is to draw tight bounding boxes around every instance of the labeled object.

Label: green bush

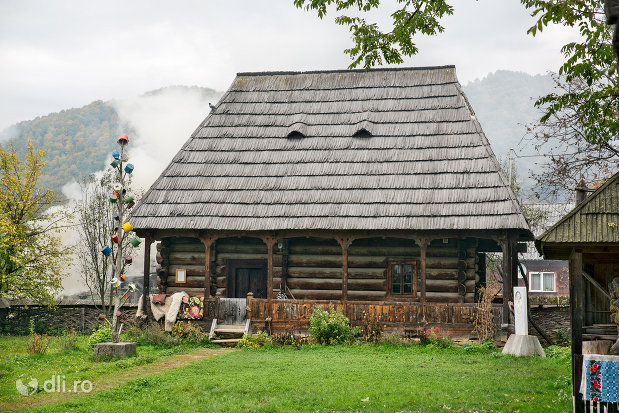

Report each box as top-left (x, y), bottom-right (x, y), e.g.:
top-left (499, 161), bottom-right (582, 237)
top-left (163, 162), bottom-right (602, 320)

top-left (308, 307), bottom-right (359, 345)
top-left (545, 345), bottom-right (571, 360)
top-left (171, 321), bottom-right (210, 345)
top-left (88, 324), bottom-right (112, 348)
top-left (57, 328), bottom-right (79, 351)
top-left (420, 327), bottom-right (454, 348)
top-left (462, 340), bottom-right (498, 353)
top-left (123, 322), bottom-right (174, 347)
top-left (237, 331), bottom-right (273, 349)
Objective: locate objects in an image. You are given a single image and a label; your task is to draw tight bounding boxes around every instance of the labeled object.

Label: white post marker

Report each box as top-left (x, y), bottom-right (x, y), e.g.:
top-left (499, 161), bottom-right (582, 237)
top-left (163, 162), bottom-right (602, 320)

top-left (502, 286), bottom-right (545, 357)
top-left (514, 286), bottom-right (528, 335)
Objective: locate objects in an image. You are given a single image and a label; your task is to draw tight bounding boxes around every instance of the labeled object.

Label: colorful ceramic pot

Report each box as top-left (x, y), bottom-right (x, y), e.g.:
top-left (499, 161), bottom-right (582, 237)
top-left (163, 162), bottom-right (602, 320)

top-left (101, 246), bottom-right (112, 256)
top-left (122, 222), bottom-right (133, 233)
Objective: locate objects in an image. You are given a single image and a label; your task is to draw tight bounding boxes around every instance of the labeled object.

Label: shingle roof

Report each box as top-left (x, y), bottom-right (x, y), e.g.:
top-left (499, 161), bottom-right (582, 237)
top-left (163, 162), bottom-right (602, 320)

top-left (131, 66), bottom-right (531, 233)
top-left (536, 171), bottom-right (619, 258)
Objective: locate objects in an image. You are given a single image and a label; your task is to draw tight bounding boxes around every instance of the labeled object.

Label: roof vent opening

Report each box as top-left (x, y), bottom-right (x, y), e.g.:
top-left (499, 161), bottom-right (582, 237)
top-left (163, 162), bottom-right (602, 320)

top-left (353, 128), bottom-right (372, 138)
top-left (287, 131), bottom-right (305, 139)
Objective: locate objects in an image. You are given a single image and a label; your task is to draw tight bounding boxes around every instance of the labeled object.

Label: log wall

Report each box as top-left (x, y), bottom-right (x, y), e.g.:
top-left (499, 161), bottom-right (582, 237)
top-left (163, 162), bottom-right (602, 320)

top-left (156, 236), bottom-right (479, 302)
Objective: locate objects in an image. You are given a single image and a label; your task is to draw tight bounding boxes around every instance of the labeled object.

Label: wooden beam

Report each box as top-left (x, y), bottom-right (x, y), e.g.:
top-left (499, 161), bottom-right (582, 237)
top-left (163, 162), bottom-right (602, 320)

top-left (569, 250), bottom-right (584, 413)
top-left (200, 235), bottom-right (217, 298)
top-left (336, 237), bottom-right (354, 301)
top-left (501, 239), bottom-right (513, 325)
top-left (417, 238), bottom-right (429, 305)
top-left (142, 234), bottom-right (151, 317)
top-left (262, 236), bottom-right (277, 299)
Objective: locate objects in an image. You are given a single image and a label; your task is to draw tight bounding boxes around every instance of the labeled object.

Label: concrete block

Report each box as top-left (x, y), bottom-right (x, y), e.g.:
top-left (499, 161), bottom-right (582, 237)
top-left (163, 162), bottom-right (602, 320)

top-left (502, 334), bottom-right (545, 357)
top-left (94, 342), bottom-right (136, 358)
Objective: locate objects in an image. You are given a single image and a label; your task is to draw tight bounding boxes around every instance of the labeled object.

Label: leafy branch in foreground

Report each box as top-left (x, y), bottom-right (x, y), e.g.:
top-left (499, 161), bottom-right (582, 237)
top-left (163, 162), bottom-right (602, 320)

top-left (293, 0), bottom-right (455, 69)
top-left (520, 0), bottom-right (619, 198)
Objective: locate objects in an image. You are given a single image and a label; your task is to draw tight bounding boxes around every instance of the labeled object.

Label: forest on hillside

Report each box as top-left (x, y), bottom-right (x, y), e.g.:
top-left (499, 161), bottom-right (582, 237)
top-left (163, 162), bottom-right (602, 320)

top-left (0, 86), bottom-right (221, 198)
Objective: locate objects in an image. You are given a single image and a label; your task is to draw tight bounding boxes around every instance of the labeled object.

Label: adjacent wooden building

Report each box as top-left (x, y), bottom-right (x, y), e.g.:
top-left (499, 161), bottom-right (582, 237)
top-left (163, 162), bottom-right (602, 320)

top-left (131, 66), bottom-right (532, 334)
top-left (535, 171), bottom-right (619, 411)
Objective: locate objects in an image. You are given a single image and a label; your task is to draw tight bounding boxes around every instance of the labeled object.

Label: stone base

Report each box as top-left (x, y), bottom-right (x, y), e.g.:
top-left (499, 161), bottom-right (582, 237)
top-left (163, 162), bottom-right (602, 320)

top-left (502, 334), bottom-right (545, 357)
top-left (94, 342), bottom-right (136, 358)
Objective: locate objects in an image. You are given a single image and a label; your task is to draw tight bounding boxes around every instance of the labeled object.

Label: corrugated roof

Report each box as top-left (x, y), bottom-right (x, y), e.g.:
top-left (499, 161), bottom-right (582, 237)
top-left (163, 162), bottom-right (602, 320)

top-left (536, 171), bottom-right (619, 254)
top-left (131, 66), bottom-right (531, 233)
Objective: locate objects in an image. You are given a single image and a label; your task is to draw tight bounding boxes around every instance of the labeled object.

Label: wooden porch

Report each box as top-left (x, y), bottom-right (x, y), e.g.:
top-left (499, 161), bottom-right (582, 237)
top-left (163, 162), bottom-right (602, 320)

top-left (196, 296), bottom-right (503, 338)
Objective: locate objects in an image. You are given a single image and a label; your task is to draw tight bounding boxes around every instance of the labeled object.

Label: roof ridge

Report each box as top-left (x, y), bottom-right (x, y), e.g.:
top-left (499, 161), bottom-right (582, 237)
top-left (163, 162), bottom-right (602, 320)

top-left (236, 65), bottom-right (456, 77)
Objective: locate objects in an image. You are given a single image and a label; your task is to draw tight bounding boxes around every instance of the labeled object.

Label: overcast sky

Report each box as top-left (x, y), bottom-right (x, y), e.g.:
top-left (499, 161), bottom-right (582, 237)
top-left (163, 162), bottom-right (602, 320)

top-left (0, 0), bottom-right (576, 132)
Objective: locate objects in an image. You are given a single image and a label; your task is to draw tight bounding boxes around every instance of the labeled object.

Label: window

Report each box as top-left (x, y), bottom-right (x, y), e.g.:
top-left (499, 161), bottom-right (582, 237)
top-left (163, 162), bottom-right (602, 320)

top-left (529, 272), bottom-right (555, 292)
top-left (387, 260), bottom-right (418, 296)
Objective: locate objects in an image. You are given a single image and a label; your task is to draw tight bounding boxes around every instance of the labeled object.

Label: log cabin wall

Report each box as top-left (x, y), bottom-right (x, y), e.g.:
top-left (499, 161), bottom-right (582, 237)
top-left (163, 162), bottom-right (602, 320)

top-left (157, 237), bottom-right (207, 296)
top-left (156, 235), bottom-right (479, 302)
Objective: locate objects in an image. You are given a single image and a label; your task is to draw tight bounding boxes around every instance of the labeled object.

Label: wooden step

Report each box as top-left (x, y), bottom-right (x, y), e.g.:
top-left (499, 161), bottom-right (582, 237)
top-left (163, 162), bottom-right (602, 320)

top-left (214, 325), bottom-right (246, 334)
top-left (211, 338), bottom-right (242, 347)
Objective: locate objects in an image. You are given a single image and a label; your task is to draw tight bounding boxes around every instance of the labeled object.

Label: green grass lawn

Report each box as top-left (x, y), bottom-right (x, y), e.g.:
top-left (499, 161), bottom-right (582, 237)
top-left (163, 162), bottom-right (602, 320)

top-left (0, 335), bottom-right (206, 407)
top-left (4, 340), bottom-right (572, 413)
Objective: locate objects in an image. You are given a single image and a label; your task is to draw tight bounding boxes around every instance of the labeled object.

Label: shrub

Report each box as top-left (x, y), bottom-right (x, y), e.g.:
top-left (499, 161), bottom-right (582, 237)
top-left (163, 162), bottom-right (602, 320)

top-left (545, 345), bottom-right (571, 360)
top-left (420, 327), bottom-right (454, 348)
top-left (556, 327), bottom-right (571, 345)
top-left (88, 324), bottom-right (113, 348)
top-left (127, 322), bottom-right (174, 347)
top-left (272, 331), bottom-right (308, 348)
top-left (27, 319), bottom-right (50, 354)
top-left (237, 331), bottom-right (273, 349)
top-left (27, 333), bottom-right (50, 354)
top-left (358, 311), bottom-right (383, 343)
top-left (377, 333), bottom-right (410, 346)
top-left (57, 328), bottom-right (79, 351)
top-left (462, 340), bottom-right (498, 353)
top-left (308, 307), bottom-right (359, 345)
top-left (171, 321), bottom-right (209, 344)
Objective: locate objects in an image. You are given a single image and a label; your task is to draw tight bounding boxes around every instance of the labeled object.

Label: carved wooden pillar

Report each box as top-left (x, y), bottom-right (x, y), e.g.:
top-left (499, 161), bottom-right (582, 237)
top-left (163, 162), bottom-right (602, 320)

top-left (262, 236), bottom-right (277, 300)
top-left (142, 233), bottom-right (152, 317)
top-left (336, 237), bottom-right (353, 301)
top-left (200, 235), bottom-right (217, 298)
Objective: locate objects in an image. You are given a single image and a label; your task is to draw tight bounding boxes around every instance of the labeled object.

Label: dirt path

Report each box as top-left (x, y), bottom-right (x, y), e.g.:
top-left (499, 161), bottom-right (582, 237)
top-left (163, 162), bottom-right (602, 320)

top-left (2, 347), bottom-right (235, 412)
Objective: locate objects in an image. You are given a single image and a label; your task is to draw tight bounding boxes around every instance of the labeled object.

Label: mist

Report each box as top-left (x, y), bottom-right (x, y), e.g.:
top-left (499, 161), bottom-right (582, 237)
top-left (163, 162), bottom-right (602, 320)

top-left (59, 86), bottom-right (222, 297)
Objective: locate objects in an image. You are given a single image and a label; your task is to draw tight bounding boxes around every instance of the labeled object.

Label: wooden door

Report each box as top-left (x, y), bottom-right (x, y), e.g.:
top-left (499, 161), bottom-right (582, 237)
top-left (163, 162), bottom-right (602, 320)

top-left (227, 259), bottom-right (267, 298)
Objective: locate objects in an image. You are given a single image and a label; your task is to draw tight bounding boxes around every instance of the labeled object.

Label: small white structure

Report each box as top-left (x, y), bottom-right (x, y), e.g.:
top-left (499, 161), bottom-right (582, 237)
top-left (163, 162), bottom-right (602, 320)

top-left (502, 287), bottom-right (545, 357)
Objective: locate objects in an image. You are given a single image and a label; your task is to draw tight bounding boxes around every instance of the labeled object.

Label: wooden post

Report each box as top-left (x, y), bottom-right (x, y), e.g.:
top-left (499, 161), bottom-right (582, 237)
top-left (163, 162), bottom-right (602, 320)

top-left (336, 237), bottom-right (353, 302)
top-left (201, 236), bottom-right (216, 298)
top-left (501, 238), bottom-right (513, 325)
top-left (142, 234), bottom-right (151, 317)
top-left (418, 238), bottom-right (428, 304)
top-left (281, 240), bottom-right (289, 296)
top-left (262, 237), bottom-right (277, 300)
top-left (570, 250), bottom-right (584, 413)
top-left (246, 292), bottom-right (254, 320)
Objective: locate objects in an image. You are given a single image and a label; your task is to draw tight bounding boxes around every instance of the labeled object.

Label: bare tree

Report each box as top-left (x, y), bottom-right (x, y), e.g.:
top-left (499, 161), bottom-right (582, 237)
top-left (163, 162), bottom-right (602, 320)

top-left (76, 170), bottom-right (136, 315)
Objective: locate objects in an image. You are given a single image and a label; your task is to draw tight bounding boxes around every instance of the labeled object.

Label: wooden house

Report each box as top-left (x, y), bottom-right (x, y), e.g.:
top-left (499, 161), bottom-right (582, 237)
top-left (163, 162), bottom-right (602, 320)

top-left (131, 66), bottom-right (532, 335)
top-left (535, 171), bottom-right (619, 411)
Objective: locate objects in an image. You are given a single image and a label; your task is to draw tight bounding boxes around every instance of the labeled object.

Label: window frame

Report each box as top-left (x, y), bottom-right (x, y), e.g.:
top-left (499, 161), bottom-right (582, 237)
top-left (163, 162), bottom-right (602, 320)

top-left (528, 271), bottom-right (556, 292)
top-left (386, 259), bottom-right (418, 298)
